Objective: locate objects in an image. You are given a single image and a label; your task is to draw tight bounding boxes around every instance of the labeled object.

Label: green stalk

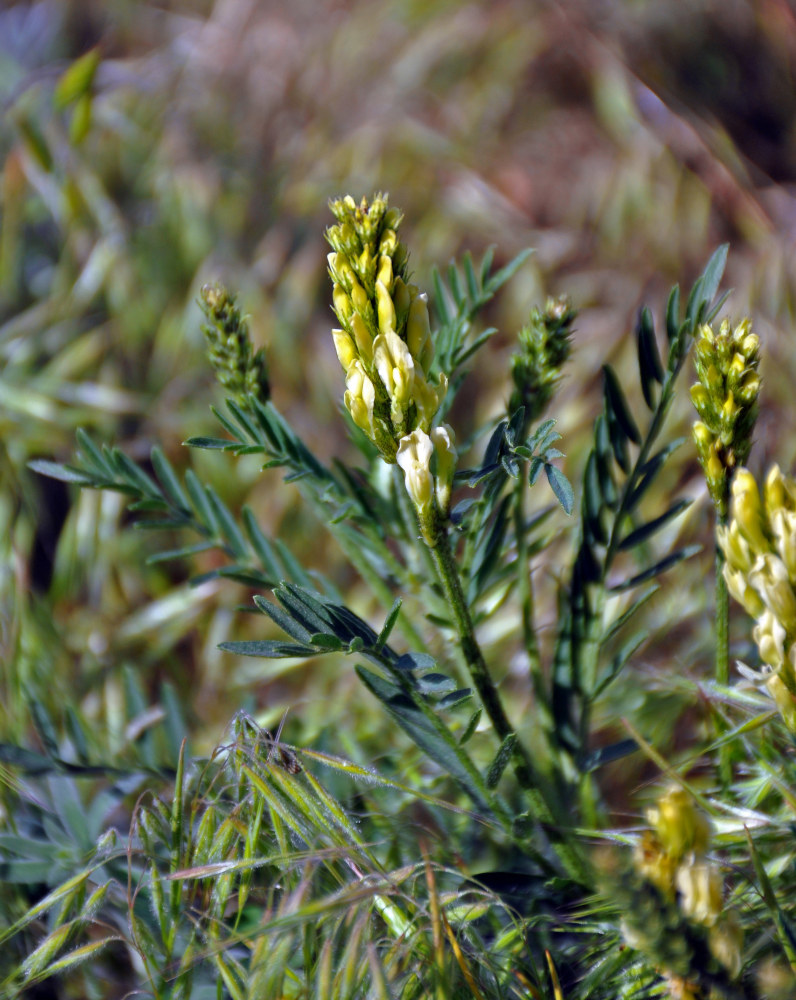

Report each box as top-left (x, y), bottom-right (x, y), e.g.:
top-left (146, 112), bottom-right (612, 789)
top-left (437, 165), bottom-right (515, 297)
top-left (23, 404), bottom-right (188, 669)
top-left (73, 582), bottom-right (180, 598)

top-left (429, 522), bottom-right (590, 884)
top-left (715, 511), bottom-right (732, 786)
top-left (514, 471), bottom-right (541, 675)
top-left (715, 516), bottom-right (729, 686)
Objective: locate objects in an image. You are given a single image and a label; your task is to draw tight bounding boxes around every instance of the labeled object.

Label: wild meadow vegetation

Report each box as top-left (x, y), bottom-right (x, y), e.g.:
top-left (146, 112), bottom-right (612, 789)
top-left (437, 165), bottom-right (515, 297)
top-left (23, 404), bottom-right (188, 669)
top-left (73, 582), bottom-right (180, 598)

top-left (3, 2), bottom-right (796, 998)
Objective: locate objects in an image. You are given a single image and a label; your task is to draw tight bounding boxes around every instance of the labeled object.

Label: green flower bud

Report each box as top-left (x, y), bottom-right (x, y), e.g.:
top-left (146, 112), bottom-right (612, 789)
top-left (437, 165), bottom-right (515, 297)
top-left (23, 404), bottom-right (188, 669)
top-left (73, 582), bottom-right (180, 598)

top-left (509, 295), bottom-right (576, 424)
top-left (199, 283), bottom-right (270, 409)
top-left (431, 424), bottom-right (457, 515)
top-left (691, 317), bottom-right (760, 516)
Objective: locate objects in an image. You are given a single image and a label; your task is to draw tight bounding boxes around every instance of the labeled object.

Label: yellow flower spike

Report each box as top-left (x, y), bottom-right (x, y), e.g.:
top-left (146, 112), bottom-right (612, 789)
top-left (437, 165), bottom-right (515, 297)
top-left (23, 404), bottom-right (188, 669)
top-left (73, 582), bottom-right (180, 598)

top-left (332, 329), bottom-right (357, 372)
top-left (717, 521), bottom-right (755, 573)
top-left (770, 509), bottom-right (796, 579)
top-left (709, 913), bottom-right (743, 979)
top-left (764, 463), bottom-right (796, 516)
top-left (431, 424), bottom-right (457, 515)
top-left (675, 857), bottom-right (723, 926)
top-left (327, 194), bottom-right (447, 464)
top-left (373, 331), bottom-right (415, 425)
top-left (749, 554), bottom-right (796, 631)
top-left (633, 830), bottom-right (678, 898)
top-left (723, 563), bottom-right (766, 618)
top-left (766, 673), bottom-right (796, 730)
top-left (752, 609), bottom-right (786, 669)
top-left (647, 786), bottom-right (710, 861)
top-left (732, 469), bottom-right (769, 554)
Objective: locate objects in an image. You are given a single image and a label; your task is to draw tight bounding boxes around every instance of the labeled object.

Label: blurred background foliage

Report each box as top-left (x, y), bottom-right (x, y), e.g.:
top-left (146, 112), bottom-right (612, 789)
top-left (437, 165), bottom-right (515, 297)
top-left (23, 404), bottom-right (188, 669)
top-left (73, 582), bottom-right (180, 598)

top-left (2, 0), bottom-right (796, 957)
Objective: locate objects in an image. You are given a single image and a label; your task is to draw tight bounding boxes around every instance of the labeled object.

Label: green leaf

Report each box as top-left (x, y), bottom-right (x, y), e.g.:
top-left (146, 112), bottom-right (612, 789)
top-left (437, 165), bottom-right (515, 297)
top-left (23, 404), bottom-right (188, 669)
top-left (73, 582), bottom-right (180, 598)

top-left (463, 250), bottom-right (479, 302)
top-left (689, 243), bottom-right (728, 326)
top-left (602, 586), bottom-right (658, 643)
top-left (395, 651), bottom-right (436, 672)
top-left (356, 667), bottom-right (491, 813)
top-left (184, 469), bottom-right (216, 531)
top-left (636, 307), bottom-right (663, 409)
top-left (545, 463), bottom-right (574, 515)
top-left (218, 640), bottom-right (318, 658)
top-left (68, 92), bottom-right (92, 144)
top-left (745, 827), bottom-right (796, 972)
top-left (447, 260), bottom-right (464, 306)
top-left (75, 428), bottom-right (109, 474)
top-left (627, 438), bottom-right (686, 511)
top-left (583, 452), bottom-right (607, 544)
top-left (459, 709), bottom-right (482, 744)
top-left (253, 595), bottom-right (313, 644)
top-left (184, 436), bottom-right (235, 450)
top-left (479, 246), bottom-right (495, 286)
top-left (375, 598), bottom-right (402, 649)
top-left (665, 285), bottom-right (681, 343)
top-left (593, 633), bottom-right (646, 698)
top-left (28, 460), bottom-right (92, 485)
top-left (602, 365), bottom-right (641, 445)
top-left (610, 544), bottom-right (701, 591)
top-left (417, 672), bottom-right (456, 695)
top-left (205, 487), bottom-right (247, 558)
top-left (309, 633), bottom-right (344, 650)
top-left (618, 498), bottom-right (691, 550)
top-left (432, 267), bottom-right (451, 325)
top-left (54, 49), bottom-right (100, 110)
top-left (485, 733), bottom-right (516, 789)
top-left (146, 541), bottom-right (215, 565)
top-left (483, 248), bottom-right (534, 295)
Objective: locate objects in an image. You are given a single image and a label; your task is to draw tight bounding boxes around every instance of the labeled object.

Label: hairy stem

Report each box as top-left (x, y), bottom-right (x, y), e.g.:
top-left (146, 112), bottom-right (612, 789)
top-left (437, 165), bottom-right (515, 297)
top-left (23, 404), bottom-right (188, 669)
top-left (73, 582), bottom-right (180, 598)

top-left (429, 521), bottom-right (590, 884)
top-left (715, 517), bottom-right (729, 686)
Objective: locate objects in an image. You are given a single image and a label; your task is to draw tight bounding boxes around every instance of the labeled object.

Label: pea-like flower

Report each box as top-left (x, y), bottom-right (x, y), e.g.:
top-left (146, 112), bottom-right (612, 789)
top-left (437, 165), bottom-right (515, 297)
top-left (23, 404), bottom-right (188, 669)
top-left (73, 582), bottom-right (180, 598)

top-left (396, 424), bottom-right (458, 546)
top-left (327, 193), bottom-right (447, 463)
top-left (717, 464), bottom-right (796, 728)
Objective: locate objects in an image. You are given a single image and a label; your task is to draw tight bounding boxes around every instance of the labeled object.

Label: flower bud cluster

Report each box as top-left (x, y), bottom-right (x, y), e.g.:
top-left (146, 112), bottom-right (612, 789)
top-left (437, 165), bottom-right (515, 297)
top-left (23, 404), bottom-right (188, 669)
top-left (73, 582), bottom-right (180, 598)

top-left (717, 466), bottom-right (796, 729)
top-left (509, 295), bottom-right (576, 423)
top-left (200, 284), bottom-right (270, 409)
top-left (691, 318), bottom-right (760, 518)
top-left (622, 786), bottom-right (742, 990)
top-left (326, 194), bottom-right (447, 464)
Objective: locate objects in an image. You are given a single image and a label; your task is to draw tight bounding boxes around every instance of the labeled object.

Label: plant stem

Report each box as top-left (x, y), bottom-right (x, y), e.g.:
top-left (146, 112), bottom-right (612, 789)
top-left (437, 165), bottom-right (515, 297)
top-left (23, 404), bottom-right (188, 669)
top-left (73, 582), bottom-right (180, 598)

top-left (429, 521), bottom-right (590, 884)
top-left (715, 515), bottom-right (729, 686)
top-left (514, 473), bottom-right (541, 675)
top-left (715, 511), bottom-right (732, 786)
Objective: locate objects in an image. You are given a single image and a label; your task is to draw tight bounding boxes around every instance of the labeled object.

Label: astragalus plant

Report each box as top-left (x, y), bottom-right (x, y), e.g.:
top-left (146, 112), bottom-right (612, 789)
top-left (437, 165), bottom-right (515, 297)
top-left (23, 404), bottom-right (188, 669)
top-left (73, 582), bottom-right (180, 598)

top-left (4, 193), bottom-right (795, 1000)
